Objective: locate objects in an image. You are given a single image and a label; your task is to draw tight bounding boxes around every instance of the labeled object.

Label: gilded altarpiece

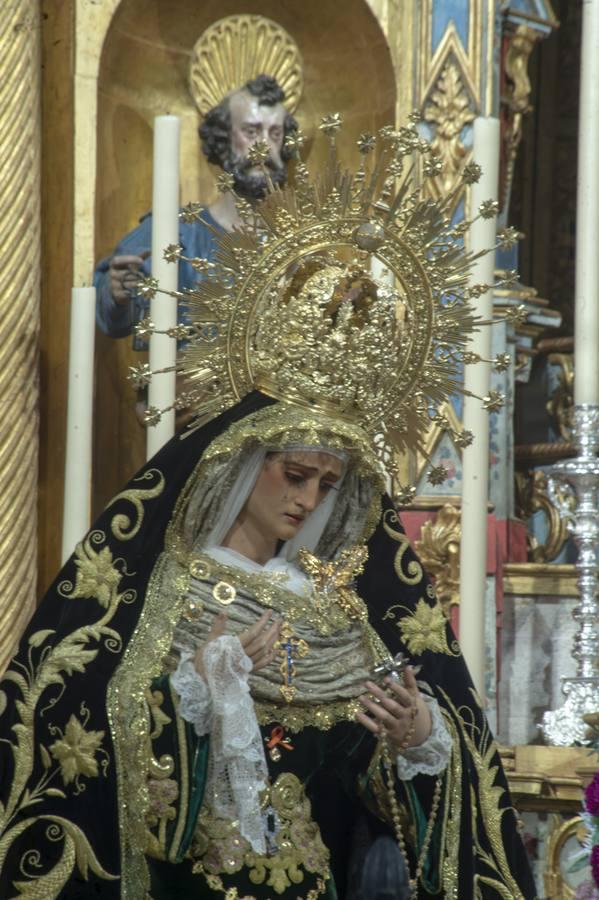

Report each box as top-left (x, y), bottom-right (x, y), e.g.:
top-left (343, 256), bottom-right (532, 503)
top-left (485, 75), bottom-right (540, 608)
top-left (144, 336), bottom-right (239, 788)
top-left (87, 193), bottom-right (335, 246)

top-left (9, 0), bottom-right (586, 893)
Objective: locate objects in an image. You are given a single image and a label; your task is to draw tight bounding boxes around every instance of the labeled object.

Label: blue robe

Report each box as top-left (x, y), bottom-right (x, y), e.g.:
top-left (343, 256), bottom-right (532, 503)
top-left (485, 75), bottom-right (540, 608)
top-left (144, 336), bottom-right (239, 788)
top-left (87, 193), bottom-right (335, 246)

top-left (94, 207), bottom-right (223, 349)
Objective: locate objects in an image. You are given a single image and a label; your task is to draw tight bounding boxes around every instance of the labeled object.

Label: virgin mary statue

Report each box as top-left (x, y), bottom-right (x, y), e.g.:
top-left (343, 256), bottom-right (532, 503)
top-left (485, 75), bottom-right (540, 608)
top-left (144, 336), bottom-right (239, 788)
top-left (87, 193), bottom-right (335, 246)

top-left (0, 119), bottom-right (536, 899)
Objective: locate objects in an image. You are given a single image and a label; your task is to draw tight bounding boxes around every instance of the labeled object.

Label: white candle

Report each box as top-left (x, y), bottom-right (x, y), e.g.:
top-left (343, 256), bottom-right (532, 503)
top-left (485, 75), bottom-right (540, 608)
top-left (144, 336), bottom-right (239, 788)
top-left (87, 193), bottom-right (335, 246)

top-left (147, 115), bottom-right (180, 459)
top-left (573, 0), bottom-right (599, 404)
top-left (62, 287), bottom-right (96, 563)
top-left (459, 117), bottom-right (500, 699)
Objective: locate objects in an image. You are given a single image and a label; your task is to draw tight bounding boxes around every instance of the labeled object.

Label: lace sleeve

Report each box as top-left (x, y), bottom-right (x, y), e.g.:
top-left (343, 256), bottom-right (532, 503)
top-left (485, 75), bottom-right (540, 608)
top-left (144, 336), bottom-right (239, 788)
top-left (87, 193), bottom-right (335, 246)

top-left (170, 652), bottom-right (212, 737)
top-left (171, 634), bottom-right (269, 856)
top-left (395, 695), bottom-right (452, 781)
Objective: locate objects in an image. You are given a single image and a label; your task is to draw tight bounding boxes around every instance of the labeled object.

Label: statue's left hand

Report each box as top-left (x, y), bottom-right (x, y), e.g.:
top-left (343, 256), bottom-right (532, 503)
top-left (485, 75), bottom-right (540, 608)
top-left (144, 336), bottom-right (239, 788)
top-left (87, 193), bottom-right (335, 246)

top-left (356, 667), bottom-right (432, 751)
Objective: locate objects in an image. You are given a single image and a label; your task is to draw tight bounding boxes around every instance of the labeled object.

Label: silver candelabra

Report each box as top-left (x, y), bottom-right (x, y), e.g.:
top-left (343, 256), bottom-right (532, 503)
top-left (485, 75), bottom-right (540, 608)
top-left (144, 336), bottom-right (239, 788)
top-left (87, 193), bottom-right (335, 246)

top-left (543, 404), bottom-right (599, 745)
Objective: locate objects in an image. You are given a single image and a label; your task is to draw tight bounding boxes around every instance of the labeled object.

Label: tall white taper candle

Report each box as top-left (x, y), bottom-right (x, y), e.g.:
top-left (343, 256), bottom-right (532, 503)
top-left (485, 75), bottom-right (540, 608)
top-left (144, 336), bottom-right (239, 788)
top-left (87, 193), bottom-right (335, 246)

top-left (573, 0), bottom-right (599, 404)
top-left (458, 117), bottom-right (500, 699)
top-left (147, 115), bottom-right (180, 459)
top-left (62, 287), bottom-right (96, 563)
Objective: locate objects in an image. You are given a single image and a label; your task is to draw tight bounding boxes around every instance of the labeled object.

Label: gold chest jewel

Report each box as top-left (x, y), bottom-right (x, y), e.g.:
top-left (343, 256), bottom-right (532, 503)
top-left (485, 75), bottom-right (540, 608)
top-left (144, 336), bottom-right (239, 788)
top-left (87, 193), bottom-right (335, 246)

top-left (298, 546), bottom-right (370, 623)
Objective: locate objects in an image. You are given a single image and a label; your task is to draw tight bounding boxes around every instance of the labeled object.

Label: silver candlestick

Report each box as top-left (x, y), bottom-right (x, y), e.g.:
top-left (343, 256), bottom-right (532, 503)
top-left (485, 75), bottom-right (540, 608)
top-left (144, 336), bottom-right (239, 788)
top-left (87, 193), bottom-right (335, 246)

top-left (542, 404), bottom-right (599, 745)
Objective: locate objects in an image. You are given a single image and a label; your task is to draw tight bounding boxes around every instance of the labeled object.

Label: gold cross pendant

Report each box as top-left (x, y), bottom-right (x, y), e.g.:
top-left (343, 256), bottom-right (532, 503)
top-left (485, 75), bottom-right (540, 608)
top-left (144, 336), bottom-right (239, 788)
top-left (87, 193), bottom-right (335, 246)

top-left (274, 621), bottom-right (309, 703)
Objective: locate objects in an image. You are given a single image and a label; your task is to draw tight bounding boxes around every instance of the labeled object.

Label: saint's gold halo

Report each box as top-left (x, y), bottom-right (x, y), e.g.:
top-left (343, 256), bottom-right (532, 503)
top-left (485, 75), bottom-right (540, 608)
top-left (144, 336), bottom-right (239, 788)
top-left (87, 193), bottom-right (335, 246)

top-left (189, 14), bottom-right (304, 117)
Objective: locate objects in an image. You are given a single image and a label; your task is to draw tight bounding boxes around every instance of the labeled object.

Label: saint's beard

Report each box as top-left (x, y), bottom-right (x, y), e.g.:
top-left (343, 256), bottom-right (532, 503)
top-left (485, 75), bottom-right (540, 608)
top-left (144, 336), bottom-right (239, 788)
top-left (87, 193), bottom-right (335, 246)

top-left (223, 154), bottom-right (288, 201)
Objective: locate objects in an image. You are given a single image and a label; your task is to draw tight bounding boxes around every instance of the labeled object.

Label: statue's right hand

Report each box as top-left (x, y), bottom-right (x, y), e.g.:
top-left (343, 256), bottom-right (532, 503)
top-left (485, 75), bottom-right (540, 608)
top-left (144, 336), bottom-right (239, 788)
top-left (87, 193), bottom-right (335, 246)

top-left (108, 250), bottom-right (150, 305)
top-left (238, 610), bottom-right (281, 672)
top-left (193, 610), bottom-right (280, 679)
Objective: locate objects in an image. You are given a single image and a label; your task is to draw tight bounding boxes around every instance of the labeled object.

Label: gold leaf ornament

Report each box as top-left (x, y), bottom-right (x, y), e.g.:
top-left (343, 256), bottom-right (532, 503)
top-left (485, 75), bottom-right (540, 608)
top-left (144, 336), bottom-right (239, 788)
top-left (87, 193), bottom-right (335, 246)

top-left (398, 598), bottom-right (451, 656)
top-left (70, 542), bottom-right (122, 609)
top-left (49, 715), bottom-right (105, 786)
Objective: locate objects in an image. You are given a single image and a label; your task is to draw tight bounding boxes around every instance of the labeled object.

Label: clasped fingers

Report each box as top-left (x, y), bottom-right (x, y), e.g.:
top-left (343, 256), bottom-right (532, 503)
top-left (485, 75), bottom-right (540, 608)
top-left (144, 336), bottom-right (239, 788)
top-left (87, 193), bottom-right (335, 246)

top-left (356, 679), bottom-right (418, 750)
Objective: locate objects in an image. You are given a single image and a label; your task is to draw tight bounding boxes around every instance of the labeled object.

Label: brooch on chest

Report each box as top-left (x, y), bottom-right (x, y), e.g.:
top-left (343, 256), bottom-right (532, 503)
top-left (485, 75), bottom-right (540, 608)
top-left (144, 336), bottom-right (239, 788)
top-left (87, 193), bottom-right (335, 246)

top-left (298, 546), bottom-right (369, 623)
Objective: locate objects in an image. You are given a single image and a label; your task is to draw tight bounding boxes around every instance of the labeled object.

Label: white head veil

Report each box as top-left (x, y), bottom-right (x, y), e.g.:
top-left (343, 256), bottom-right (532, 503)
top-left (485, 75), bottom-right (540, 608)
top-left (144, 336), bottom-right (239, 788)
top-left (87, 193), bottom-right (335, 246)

top-left (203, 445), bottom-right (347, 562)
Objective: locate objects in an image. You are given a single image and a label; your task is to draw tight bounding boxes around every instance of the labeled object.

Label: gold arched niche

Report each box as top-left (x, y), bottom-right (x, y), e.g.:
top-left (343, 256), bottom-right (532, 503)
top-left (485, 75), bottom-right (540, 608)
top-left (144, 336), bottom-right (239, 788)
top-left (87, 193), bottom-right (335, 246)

top-left (93, 0), bottom-right (398, 513)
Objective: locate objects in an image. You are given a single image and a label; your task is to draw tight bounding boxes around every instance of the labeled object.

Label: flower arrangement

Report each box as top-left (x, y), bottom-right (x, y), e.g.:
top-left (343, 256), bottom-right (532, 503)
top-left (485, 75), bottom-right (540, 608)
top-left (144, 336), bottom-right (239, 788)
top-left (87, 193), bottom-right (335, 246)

top-left (572, 771), bottom-right (599, 899)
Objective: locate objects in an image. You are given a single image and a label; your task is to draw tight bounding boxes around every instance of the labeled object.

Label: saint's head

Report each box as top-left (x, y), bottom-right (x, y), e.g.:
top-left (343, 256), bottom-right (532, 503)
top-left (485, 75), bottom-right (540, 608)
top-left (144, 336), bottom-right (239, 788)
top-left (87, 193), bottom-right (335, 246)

top-left (199, 74), bottom-right (298, 201)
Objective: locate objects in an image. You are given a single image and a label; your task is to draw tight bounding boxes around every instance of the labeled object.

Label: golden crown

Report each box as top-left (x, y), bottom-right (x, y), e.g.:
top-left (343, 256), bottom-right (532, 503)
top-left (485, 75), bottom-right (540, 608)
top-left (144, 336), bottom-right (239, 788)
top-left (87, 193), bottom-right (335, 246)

top-left (130, 114), bottom-right (522, 490)
top-left (189, 15), bottom-right (303, 117)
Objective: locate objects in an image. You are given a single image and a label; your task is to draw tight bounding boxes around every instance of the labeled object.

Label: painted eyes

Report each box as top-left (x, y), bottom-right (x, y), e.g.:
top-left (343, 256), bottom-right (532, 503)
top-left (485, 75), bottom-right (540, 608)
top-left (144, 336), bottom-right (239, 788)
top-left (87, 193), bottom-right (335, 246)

top-left (284, 472), bottom-right (337, 493)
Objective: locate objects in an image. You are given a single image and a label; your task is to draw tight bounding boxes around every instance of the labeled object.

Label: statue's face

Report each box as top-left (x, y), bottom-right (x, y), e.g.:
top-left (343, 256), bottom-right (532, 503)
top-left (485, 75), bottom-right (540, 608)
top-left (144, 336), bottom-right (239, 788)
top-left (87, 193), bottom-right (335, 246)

top-left (237, 451), bottom-right (344, 544)
top-left (224, 89), bottom-right (289, 199)
top-left (229, 90), bottom-right (286, 171)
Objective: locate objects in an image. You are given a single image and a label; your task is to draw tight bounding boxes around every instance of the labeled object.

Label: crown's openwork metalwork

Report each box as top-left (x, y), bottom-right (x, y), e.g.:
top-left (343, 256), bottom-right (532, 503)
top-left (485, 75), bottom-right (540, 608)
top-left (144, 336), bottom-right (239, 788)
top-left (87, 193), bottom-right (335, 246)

top-left (130, 114), bottom-right (522, 487)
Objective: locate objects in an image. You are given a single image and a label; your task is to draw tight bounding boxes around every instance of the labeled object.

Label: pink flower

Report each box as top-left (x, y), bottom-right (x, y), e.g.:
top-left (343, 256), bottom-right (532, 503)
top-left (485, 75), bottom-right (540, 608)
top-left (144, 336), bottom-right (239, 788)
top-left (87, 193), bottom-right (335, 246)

top-left (576, 879), bottom-right (599, 899)
top-left (586, 773), bottom-right (599, 816)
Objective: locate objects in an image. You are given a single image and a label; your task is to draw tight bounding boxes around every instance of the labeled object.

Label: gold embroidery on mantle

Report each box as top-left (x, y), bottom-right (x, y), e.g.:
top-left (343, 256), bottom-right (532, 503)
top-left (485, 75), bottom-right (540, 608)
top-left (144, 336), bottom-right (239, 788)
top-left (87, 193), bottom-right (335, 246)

top-left (190, 772), bottom-right (330, 895)
top-left (255, 697), bottom-right (362, 734)
top-left (48, 713), bottom-right (106, 789)
top-left (107, 548), bottom-right (191, 898)
top-left (383, 594), bottom-right (459, 657)
top-left (107, 468), bottom-right (166, 541)
top-left (0, 529), bottom-right (130, 893)
top-left (382, 509), bottom-right (423, 586)
top-left (440, 688), bottom-right (527, 899)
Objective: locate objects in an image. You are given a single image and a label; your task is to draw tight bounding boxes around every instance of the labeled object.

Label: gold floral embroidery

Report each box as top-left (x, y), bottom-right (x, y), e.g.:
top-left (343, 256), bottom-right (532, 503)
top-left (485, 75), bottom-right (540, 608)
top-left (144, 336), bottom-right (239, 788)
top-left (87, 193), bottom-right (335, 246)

top-left (439, 689), bottom-right (527, 899)
top-left (9, 817), bottom-right (118, 895)
top-left (399, 598), bottom-right (451, 655)
top-left (108, 550), bottom-right (190, 897)
top-left (49, 715), bottom-right (105, 786)
top-left (0, 528), bottom-right (129, 892)
top-left (147, 778), bottom-right (178, 821)
top-left (107, 467), bottom-right (166, 541)
top-left (193, 868), bottom-right (327, 900)
top-left (58, 531), bottom-right (137, 617)
top-left (255, 698), bottom-right (361, 733)
top-left (146, 689), bottom-right (172, 740)
top-left (383, 598), bottom-right (459, 656)
top-left (191, 773), bottom-right (330, 896)
top-left (382, 508), bottom-right (423, 586)
top-left (70, 544), bottom-right (122, 607)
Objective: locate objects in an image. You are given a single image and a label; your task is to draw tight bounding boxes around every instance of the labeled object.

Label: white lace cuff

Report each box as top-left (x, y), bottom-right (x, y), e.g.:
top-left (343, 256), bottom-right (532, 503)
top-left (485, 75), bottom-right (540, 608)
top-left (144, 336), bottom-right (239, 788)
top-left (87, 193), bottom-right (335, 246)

top-left (195, 634), bottom-right (269, 855)
top-left (171, 652), bottom-right (212, 737)
top-left (395, 695), bottom-right (452, 781)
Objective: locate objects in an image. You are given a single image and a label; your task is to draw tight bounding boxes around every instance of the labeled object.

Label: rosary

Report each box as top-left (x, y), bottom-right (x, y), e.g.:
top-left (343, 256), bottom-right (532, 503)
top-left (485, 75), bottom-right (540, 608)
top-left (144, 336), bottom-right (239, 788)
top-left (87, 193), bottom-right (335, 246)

top-left (371, 652), bottom-right (441, 898)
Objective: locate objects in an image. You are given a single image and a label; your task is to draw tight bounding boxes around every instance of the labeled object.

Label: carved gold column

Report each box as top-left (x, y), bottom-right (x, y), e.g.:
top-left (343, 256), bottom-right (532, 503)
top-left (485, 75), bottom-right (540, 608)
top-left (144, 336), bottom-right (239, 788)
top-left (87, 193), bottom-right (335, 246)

top-left (0, 1), bottom-right (41, 669)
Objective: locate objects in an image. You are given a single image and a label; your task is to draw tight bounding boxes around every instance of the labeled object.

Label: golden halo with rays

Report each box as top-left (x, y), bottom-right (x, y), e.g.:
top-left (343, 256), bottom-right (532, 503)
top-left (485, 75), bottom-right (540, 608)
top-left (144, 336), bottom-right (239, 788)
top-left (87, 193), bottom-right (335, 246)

top-left (188, 14), bottom-right (304, 117)
top-left (132, 116), bottom-right (521, 489)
